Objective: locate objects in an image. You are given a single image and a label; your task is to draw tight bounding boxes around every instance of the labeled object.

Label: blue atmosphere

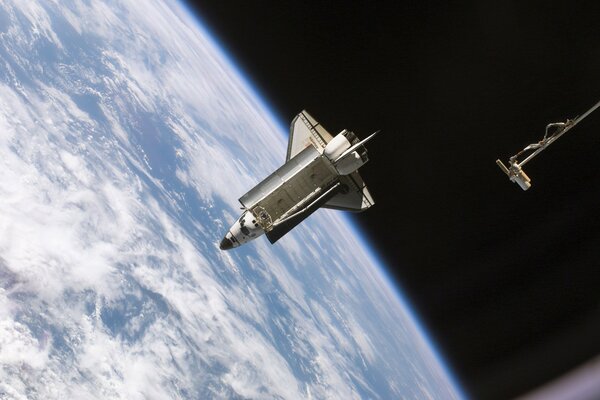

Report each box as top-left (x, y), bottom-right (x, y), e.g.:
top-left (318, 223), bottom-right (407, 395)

top-left (0, 1), bottom-right (463, 398)
top-left (184, 2), bottom-right (465, 396)
top-left (188, 4), bottom-right (466, 398)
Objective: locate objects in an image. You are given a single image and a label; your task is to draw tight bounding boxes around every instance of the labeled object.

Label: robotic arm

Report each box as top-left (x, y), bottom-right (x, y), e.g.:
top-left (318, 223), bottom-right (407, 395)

top-left (496, 100), bottom-right (600, 190)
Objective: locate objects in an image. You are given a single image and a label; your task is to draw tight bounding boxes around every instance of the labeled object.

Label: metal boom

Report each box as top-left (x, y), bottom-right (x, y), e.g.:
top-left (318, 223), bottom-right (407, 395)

top-left (496, 99), bottom-right (600, 190)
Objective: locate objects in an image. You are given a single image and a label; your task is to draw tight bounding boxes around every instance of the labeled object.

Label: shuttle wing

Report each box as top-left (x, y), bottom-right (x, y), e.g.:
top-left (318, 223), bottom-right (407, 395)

top-left (286, 110), bottom-right (334, 161)
top-left (323, 171), bottom-right (375, 212)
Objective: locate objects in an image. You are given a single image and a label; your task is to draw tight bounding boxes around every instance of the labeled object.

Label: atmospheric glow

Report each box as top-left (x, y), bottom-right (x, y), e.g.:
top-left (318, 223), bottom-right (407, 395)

top-left (343, 215), bottom-right (469, 400)
top-left (180, 3), bottom-right (467, 398)
top-left (0, 0), bottom-right (465, 398)
top-left (178, 2), bottom-right (289, 138)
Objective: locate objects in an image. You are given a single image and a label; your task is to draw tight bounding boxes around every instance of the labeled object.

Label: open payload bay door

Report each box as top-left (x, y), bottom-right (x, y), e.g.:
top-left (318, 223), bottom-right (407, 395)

top-left (286, 110), bottom-right (334, 161)
top-left (322, 171), bottom-right (375, 212)
top-left (265, 181), bottom-right (343, 244)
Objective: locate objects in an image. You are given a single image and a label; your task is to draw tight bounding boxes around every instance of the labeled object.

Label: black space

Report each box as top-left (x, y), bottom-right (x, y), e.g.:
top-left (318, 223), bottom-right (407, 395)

top-left (185, 2), bottom-right (600, 399)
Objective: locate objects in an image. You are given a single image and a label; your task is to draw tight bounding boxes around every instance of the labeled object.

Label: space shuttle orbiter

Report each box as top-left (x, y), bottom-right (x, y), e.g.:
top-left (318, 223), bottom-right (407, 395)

top-left (219, 110), bottom-right (377, 250)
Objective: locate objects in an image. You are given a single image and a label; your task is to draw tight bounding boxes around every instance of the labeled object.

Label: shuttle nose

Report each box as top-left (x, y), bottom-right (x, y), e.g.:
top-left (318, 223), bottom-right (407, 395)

top-left (219, 236), bottom-right (234, 250)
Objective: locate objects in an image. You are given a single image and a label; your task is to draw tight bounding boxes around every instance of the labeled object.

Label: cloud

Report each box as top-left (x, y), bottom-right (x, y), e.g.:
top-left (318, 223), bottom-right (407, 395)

top-left (0, 1), bottom-right (460, 399)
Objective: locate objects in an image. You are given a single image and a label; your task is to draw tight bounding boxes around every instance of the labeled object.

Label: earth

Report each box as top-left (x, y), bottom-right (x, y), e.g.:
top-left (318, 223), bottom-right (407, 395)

top-left (0, 1), bottom-right (463, 399)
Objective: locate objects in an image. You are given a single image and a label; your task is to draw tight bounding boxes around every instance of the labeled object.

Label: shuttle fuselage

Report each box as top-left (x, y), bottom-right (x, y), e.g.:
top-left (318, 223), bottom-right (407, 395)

top-left (220, 111), bottom-right (377, 250)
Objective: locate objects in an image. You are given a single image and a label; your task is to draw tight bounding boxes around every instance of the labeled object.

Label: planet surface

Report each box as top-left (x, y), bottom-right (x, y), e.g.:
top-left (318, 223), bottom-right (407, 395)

top-left (0, 1), bottom-right (462, 399)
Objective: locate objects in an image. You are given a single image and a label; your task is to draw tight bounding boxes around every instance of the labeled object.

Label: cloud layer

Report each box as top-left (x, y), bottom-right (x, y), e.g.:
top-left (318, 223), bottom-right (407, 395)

top-left (0, 1), bottom-right (460, 399)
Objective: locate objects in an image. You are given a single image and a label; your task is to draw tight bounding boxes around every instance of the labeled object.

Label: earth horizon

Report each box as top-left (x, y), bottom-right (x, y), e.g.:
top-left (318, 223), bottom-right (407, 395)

top-left (0, 1), bottom-right (463, 398)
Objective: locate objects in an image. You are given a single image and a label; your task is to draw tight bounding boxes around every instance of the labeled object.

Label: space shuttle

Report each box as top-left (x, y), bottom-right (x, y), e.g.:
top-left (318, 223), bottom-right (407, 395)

top-left (219, 110), bottom-right (377, 250)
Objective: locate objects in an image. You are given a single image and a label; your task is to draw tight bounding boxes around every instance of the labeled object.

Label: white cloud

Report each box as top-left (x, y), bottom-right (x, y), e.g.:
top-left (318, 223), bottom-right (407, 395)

top-left (0, 0), bottom-right (461, 399)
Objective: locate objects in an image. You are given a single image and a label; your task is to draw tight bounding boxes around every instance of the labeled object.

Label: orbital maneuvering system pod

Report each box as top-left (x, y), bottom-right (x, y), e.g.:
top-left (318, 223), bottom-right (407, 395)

top-left (496, 99), bottom-right (600, 190)
top-left (220, 110), bottom-right (378, 250)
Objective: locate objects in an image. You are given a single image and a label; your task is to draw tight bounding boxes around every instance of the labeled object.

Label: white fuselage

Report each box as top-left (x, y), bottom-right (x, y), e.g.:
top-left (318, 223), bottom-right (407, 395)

top-left (219, 129), bottom-right (375, 250)
top-left (219, 210), bottom-right (265, 250)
